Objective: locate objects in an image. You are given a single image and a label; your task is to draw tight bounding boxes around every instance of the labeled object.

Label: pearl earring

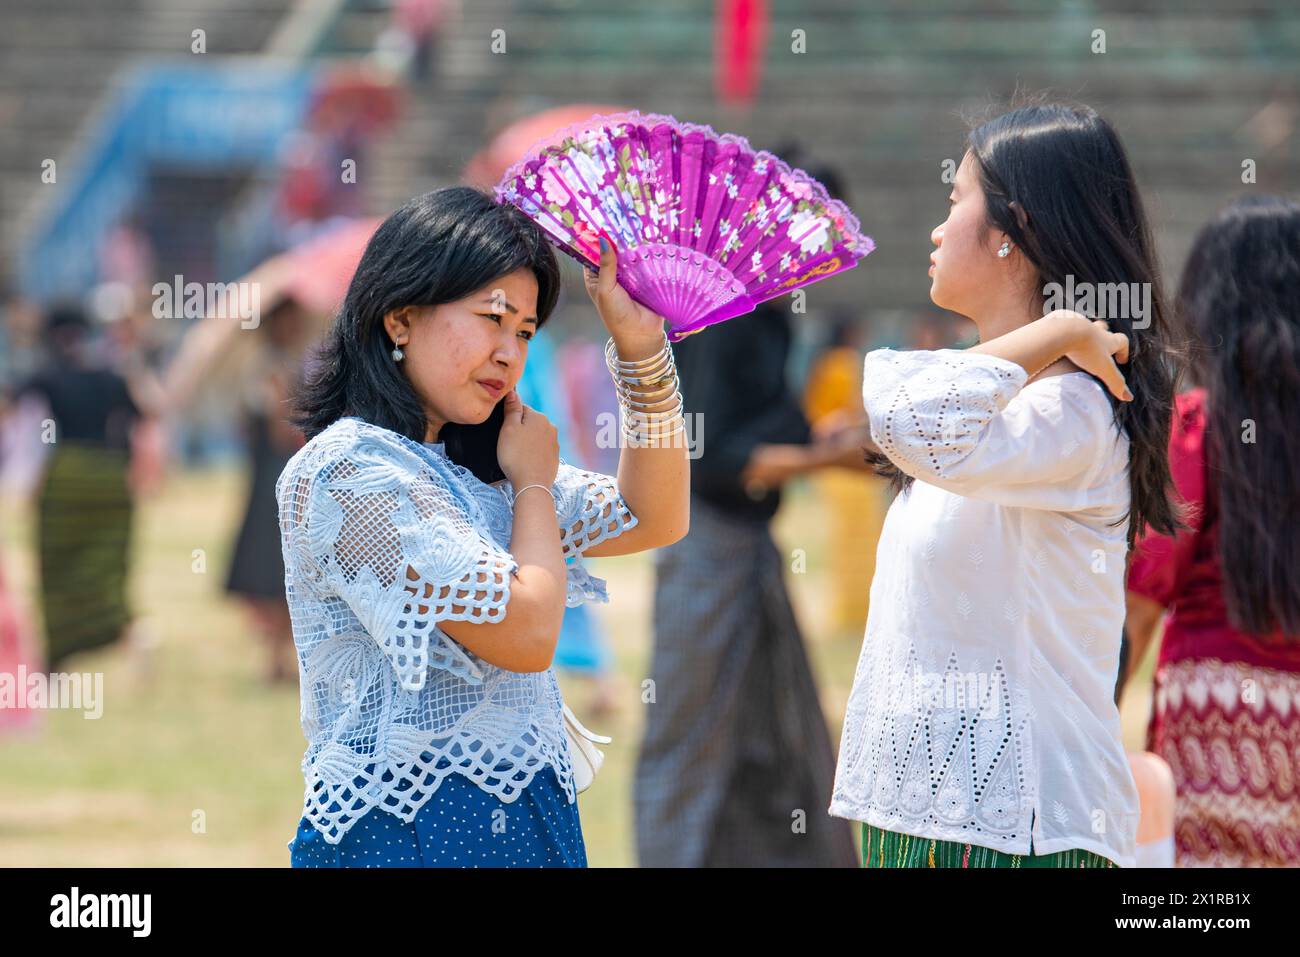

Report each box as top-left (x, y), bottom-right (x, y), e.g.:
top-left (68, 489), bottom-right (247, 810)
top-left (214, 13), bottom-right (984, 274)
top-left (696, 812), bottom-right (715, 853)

top-left (997, 241), bottom-right (1011, 258)
top-left (391, 343), bottom-right (405, 362)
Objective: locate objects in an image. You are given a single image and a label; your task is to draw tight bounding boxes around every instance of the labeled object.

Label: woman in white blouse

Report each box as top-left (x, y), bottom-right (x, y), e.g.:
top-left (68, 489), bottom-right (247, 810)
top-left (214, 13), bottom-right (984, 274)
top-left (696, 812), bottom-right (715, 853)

top-left (830, 104), bottom-right (1182, 868)
top-left (278, 187), bottom-right (688, 866)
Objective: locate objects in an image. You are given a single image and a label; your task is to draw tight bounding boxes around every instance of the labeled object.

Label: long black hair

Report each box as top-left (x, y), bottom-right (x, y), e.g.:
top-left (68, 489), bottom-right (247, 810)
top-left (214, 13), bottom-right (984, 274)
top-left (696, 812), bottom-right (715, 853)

top-left (291, 186), bottom-right (562, 483)
top-left (869, 102), bottom-right (1182, 541)
top-left (1177, 195), bottom-right (1300, 637)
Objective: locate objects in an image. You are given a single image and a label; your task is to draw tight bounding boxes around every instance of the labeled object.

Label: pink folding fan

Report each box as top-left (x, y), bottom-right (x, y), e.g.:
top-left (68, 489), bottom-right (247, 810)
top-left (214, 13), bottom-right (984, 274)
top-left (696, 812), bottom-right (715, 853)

top-left (495, 111), bottom-right (874, 341)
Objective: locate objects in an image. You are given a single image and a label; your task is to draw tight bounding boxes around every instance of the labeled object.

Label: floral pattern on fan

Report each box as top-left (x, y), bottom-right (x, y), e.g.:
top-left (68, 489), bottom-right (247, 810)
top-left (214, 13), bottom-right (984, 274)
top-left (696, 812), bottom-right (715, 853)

top-left (494, 110), bottom-right (875, 341)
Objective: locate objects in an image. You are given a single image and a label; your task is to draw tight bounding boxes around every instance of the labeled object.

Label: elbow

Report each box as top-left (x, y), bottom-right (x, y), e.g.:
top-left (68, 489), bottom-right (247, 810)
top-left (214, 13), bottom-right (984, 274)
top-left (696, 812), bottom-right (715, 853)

top-left (662, 495), bottom-right (691, 547)
top-left (515, 651), bottom-right (555, 674)
top-left (516, 600), bottom-right (565, 673)
top-left (491, 642), bottom-right (556, 675)
top-left (643, 510), bottom-right (690, 550)
top-left (498, 624), bottom-right (558, 674)
top-left (664, 513), bottom-right (689, 547)
top-left (517, 628), bottom-right (562, 673)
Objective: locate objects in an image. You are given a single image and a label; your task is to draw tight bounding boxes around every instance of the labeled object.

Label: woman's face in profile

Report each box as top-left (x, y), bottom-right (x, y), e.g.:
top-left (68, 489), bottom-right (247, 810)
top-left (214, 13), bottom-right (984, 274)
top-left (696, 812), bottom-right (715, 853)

top-left (401, 267), bottom-right (540, 429)
top-left (928, 151), bottom-right (1005, 317)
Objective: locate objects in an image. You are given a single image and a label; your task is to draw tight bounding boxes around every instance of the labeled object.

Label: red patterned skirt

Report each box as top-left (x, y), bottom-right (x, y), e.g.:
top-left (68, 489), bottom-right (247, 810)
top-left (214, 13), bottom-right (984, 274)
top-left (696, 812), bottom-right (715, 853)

top-left (1149, 657), bottom-right (1300, 866)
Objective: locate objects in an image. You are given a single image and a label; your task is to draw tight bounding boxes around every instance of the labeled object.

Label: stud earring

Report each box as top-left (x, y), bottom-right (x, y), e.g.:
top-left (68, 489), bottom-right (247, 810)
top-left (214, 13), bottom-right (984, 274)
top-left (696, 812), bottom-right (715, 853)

top-left (997, 241), bottom-right (1012, 258)
top-left (391, 343), bottom-right (405, 362)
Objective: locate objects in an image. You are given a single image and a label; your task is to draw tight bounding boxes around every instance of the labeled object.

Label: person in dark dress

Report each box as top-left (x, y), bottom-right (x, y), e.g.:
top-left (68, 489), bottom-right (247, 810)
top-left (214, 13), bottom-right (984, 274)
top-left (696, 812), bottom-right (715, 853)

top-left (634, 291), bottom-right (871, 867)
top-left (10, 304), bottom-right (142, 671)
top-left (223, 297), bottom-right (310, 684)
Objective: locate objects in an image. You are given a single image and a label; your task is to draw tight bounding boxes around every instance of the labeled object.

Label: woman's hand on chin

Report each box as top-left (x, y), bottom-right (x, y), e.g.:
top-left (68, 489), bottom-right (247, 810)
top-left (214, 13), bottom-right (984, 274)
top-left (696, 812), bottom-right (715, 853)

top-left (497, 389), bottom-right (559, 489)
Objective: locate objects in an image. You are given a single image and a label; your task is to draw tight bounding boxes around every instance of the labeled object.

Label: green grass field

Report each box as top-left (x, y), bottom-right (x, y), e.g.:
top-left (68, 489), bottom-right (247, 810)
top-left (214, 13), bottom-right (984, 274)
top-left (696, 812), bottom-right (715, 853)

top-left (0, 465), bottom-right (1155, 866)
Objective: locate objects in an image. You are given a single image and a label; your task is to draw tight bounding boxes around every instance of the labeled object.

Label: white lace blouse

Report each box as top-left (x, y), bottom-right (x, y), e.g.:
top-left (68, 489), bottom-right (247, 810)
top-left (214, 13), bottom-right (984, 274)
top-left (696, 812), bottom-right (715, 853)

top-left (829, 348), bottom-right (1141, 867)
top-left (275, 416), bottom-right (637, 844)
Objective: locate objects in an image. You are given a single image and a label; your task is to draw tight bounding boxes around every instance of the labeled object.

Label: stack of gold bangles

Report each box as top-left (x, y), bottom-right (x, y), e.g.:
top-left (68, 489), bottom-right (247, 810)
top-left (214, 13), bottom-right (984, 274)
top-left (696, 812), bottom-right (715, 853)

top-left (604, 332), bottom-right (685, 446)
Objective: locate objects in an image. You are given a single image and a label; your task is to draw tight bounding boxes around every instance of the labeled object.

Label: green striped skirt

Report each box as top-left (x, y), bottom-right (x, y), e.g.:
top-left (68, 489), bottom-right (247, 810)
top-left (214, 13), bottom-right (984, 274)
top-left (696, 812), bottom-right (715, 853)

top-left (861, 822), bottom-right (1118, 868)
top-left (37, 443), bottom-right (134, 670)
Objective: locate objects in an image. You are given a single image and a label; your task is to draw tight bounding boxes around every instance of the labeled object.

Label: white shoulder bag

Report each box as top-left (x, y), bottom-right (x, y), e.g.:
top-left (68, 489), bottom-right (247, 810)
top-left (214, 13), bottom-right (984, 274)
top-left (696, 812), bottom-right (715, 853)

top-left (562, 702), bottom-right (612, 793)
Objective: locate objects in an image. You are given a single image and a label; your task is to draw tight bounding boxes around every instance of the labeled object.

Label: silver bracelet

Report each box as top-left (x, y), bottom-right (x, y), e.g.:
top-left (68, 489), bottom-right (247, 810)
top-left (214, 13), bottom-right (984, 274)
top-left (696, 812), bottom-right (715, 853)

top-left (621, 396), bottom-right (684, 422)
top-left (623, 419), bottom-right (687, 446)
top-left (618, 382), bottom-right (681, 407)
top-left (620, 387), bottom-right (683, 425)
top-left (512, 484), bottom-right (557, 507)
top-left (605, 332), bottom-right (673, 370)
top-left (621, 403), bottom-right (686, 439)
top-left (604, 339), bottom-right (678, 392)
top-left (604, 335), bottom-right (687, 444)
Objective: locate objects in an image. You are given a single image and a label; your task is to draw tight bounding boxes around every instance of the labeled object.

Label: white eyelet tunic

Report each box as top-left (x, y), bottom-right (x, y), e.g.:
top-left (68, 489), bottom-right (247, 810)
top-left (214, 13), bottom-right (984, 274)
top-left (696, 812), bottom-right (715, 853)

top-left (828, 349), bottom-right (1140, 867)
top-left (276, 416), bottom-right (637, 845)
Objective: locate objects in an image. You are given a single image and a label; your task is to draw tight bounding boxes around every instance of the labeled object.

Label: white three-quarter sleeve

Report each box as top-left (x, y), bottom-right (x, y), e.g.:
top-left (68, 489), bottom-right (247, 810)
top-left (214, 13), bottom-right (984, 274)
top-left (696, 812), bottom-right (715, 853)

top-left (863, 348), bottom-right (1124, 510)
top-left (295, 439), bottom-right (517, 691)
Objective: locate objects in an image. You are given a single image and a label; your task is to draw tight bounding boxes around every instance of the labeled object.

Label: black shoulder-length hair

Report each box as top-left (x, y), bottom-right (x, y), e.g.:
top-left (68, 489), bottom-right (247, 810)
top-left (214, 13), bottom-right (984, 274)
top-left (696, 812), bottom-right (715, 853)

top-left (868, 101), bottom-right (1183, 542)
top-left (1177, 194), bottom-right (1300, 638)
top-left (291, 186), bottom-right (562, 484)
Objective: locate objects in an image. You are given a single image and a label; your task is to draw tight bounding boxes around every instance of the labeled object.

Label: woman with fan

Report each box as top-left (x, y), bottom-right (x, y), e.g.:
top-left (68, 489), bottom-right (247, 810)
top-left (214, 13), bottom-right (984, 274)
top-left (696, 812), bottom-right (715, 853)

top-left (279, 186), bottom-right (689, 866)
top-left (829, 103), bottom-right (1182, 867)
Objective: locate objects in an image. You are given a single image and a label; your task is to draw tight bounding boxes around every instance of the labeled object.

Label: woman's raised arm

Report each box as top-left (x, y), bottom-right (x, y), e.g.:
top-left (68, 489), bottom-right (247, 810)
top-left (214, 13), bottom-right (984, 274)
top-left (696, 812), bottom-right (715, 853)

top-left (970, 308), bottom-right (1132, 401)
top-left (579, 236), bottom-right (690, 557)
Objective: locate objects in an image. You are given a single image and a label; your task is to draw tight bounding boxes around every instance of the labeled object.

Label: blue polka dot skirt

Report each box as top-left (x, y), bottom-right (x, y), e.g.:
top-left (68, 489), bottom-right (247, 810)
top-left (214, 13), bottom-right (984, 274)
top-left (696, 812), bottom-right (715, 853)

top-left (288, 763), bottom-right (587, 868)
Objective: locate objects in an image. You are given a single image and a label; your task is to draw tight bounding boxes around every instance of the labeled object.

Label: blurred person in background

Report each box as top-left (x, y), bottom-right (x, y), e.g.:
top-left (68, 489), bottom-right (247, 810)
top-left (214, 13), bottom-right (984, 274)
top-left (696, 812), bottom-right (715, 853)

top-left (3, 302), bottom-right (156, 673)
top-left (0, 292), bottom-right (44, 390)
top-left (1123, 195), bottom-right (1300, 867)
top-left (558, 337), bottom-right (621, 476)
top-left (634, 151), bottom-right (868, 868)
top-left (0, 296), bottom-right (49, 497)
top-left (163, 259), bottom-right (315, 684)
top-left (0, 293), bottom-right (42, 728)
top-left (94, 282), bottom-right (169, 500)
top-left (384, 0), bottom-right (459, 83)
top-left (223, 296), bottom-right (312, 684)
top-left (802, 311), bottom-right (887, 634)
top-left (518, 325), bottom-right (622, 716)
top-left (0, 550), bottom-right (41, 734)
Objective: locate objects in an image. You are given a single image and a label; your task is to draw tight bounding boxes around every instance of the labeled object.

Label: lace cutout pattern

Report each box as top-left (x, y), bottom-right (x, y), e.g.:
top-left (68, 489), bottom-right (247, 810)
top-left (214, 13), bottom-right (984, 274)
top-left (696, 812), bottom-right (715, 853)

top-left (865, 348), bottom-right (1026, 482)
top-left (542, 463), bottom-right (636, 605)
top-left (834, 636), bottom-right (1037, 847)
top-left (277, 417), bottom-right (637, 843)
top-left (464, 462), bottom-right (639, 607)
